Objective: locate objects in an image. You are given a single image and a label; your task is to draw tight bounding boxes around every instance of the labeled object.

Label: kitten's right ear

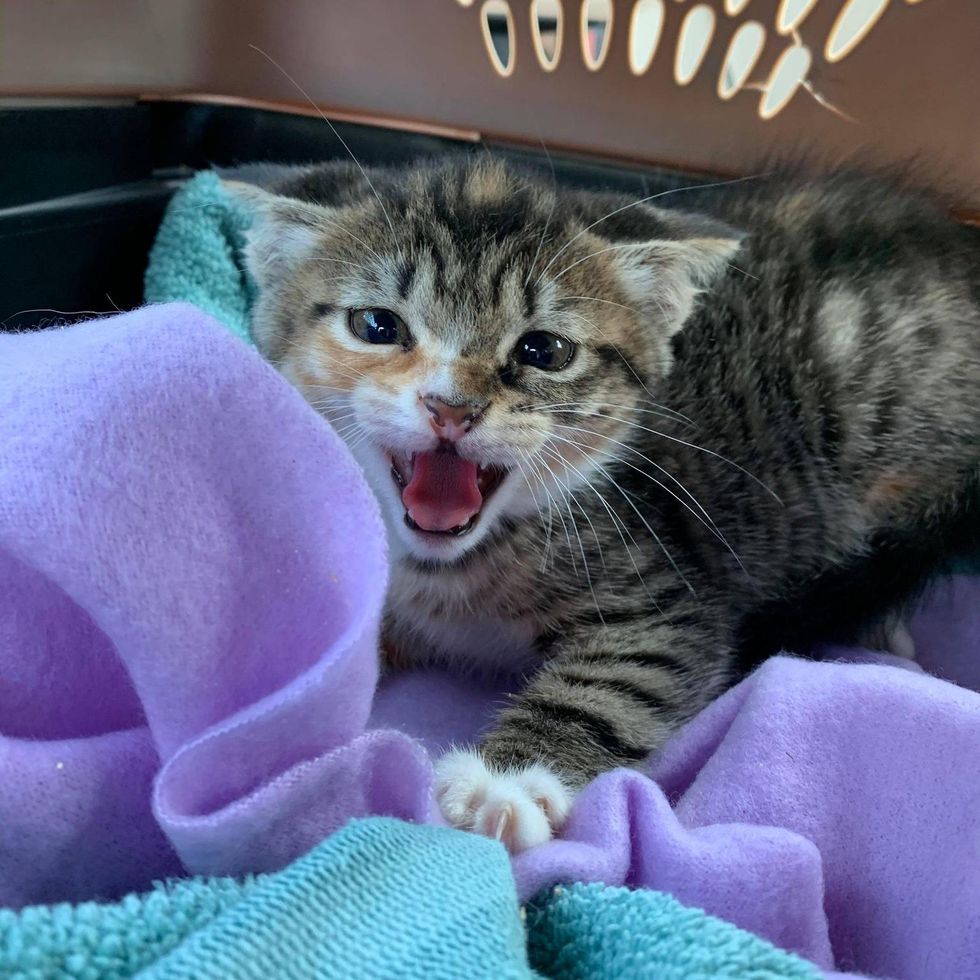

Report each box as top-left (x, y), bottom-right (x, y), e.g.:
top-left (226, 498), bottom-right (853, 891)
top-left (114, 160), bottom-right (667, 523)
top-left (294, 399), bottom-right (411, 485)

top-left (223, 180), bottom-right (326, 288)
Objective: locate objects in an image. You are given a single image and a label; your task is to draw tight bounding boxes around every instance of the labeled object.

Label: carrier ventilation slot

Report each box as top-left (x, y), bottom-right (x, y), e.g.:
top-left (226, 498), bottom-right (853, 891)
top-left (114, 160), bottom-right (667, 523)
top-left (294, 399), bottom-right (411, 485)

top-left (465, 0), bottom-right (929, 120)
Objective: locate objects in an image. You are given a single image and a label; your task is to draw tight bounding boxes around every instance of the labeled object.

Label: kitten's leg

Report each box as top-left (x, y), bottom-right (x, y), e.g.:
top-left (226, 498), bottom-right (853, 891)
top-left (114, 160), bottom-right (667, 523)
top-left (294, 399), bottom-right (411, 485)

top-left (435, 616), bottom-right (731, 851)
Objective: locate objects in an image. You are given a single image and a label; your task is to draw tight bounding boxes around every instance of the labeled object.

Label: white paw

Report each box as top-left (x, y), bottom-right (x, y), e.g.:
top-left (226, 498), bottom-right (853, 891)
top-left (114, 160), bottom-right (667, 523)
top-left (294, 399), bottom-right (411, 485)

top-left (434, 748), bottom-right (574, 853)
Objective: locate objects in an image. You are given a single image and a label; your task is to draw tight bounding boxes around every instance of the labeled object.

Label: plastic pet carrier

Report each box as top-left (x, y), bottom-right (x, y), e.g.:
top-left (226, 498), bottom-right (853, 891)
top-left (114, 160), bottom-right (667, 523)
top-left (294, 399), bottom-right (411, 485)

top-left (0, 0), bottom-right (977, 331)
top-left (1, 7), bottom-right (979, 979)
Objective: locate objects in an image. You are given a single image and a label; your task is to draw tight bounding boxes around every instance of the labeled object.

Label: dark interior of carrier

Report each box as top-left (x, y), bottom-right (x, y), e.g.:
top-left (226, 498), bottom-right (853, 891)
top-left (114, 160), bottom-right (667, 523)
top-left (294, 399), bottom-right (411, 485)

top-left (0, 101), bottom-right (717, 333)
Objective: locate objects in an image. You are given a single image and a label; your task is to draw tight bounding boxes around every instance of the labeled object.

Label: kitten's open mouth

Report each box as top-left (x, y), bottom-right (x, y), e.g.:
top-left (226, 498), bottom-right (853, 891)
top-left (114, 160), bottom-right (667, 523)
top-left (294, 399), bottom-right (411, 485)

top-left (388, 446), bottom-right (507, 537)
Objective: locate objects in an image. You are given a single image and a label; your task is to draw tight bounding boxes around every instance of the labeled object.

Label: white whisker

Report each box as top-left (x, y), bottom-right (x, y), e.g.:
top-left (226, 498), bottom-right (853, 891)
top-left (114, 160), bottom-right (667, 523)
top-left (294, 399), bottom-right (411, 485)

top-left (515, 450), bottom-right (555, 572)
top-left (547, 408), bottom-right (781, 503)
top-left (533, 442), bottom-right (658, 606)
top-left (538, 402), bottom-right (693, 428)
top-left (547, 435), bottom-right (695, 595)
top-left (549, 425), bottom-right (747, 575)
top-left (532, 398), bottom-right (694, 428)
top-left (560, 309), bottom-right (695, 426)
top-left (268, 197), bottom-right (387, 265)
top-left (533, 173), bottom-right (765, 288)
top-left (312, 257), bottom-right (375, 275)
top-left (248, 45), bottom-right (405, 262)
top-left (551, 423), bottom-right (721, 532)
top-left (524, 133), bottom-right (558, 288)
top-left (727, 263), bottom-right (759, 281)
top-left (550, 241), bottom-right (660, 283)
top-left (538, 445), bottom-right (606, 621)
top-left (561, 294), bottom-right (643, 316)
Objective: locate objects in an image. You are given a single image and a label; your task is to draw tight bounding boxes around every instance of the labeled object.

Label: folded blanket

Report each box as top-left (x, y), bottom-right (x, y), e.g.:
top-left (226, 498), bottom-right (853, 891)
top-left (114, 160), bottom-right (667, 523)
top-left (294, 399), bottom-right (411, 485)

top-left (2, 302), bottom-right (977, 980)
top-left (0, 817), bottom-right (818, 980)
top-left (0, 303), bottom-right (429, 904)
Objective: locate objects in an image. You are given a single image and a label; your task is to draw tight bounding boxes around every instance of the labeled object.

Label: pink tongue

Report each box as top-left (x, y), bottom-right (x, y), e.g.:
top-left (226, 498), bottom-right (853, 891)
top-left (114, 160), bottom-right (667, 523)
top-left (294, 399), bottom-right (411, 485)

top-left (402, 451), bottom-right (483, 532)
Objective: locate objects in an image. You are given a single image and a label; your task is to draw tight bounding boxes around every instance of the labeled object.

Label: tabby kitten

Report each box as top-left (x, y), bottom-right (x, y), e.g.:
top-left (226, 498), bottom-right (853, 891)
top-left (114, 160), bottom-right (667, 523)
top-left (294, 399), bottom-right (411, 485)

top-left (229, 158), bottom-right (980, 852)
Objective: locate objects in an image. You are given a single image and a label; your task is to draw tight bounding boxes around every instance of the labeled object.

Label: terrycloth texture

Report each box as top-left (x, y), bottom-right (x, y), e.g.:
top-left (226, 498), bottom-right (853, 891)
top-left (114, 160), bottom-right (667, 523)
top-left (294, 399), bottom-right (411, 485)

top-left (0, 817), bottom-right (820, 980)
top-left (527, 882), bottom-right (818, 980)
top-left (0, 818), bottom-right (531, 980)
top-left (144, 172), bottom-right (255, 344)
top-left (1, 870), bottom-right (245, 979)
top-left (2, 305), bottom-right (979, 979)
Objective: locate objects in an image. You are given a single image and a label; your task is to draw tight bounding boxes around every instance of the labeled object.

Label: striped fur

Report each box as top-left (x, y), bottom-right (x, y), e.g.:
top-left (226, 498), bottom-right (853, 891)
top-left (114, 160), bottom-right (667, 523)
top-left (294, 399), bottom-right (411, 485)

top-left (234, 159), bottom-right (980, 790)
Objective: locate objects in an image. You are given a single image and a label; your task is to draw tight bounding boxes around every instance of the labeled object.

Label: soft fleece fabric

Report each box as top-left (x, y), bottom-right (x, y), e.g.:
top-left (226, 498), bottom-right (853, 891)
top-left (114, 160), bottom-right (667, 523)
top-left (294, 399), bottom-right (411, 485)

top-left (0, 305), bottom-right (977, 979)
top-left (0, 817), bottom-right (818, 980)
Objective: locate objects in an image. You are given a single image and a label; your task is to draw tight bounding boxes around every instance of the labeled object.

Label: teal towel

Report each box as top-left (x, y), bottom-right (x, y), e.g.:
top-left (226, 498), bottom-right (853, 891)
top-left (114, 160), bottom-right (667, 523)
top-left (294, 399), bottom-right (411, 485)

top-left (0, 816), bottom-right (817, 980)
top-left (528, 882), bottom-right (818, 980)
top-left (144, 171), bottom-right (256, 346)
top-left (0, 818), bottom-right (532, 980)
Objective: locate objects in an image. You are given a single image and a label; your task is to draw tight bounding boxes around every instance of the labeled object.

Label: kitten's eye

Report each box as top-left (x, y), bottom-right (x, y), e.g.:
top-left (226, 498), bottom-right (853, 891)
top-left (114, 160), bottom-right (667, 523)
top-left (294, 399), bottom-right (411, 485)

top-left (349, 308), bottom-right (412, 346)
top-left (516, 331), bottom-right (576, 372)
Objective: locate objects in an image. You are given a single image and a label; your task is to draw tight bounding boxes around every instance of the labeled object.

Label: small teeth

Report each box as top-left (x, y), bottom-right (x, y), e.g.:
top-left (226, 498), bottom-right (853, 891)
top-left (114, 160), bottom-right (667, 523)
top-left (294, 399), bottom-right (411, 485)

top-left (403, 512), bottom-right (476, 536)
top-left (389, 453), bottom-right (414, 488)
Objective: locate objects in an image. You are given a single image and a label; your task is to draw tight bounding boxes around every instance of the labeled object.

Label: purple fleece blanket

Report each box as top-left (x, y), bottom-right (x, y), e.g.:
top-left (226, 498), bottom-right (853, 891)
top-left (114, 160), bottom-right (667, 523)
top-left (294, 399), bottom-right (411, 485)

top-left (1, 306), bottom-right (977, 979)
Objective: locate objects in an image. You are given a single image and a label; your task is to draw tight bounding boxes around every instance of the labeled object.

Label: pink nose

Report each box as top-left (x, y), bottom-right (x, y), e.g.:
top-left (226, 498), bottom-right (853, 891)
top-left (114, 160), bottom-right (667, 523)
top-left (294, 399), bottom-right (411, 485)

top-left (422, 396), bottom-right (487, 440)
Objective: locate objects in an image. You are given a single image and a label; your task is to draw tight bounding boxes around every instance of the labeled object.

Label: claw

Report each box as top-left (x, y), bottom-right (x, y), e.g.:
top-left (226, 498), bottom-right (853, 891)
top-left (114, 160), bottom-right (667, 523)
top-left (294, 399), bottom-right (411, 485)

top-left (493, 805), bottom-right (511, 842)
top-left (435, 750), bottom-right (574, 853)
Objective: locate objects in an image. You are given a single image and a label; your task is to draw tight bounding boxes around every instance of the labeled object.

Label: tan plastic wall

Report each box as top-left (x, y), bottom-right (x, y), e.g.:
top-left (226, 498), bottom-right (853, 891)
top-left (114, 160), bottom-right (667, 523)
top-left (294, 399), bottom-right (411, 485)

top-left (1, 1), bottom-right (977, 208)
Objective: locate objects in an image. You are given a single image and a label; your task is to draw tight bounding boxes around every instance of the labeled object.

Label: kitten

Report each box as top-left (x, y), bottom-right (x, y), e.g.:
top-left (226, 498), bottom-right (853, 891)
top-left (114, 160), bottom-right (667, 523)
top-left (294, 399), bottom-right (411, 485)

top-left (229, 158), bottom-right (980, 852)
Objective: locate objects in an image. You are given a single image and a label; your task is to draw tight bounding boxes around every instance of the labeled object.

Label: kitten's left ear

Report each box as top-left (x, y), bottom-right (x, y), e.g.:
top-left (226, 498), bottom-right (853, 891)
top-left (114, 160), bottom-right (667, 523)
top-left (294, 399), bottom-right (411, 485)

top-left (223, 180), bottom-right (329, 289)
top-left (610, 214), bottom-right (745, 333)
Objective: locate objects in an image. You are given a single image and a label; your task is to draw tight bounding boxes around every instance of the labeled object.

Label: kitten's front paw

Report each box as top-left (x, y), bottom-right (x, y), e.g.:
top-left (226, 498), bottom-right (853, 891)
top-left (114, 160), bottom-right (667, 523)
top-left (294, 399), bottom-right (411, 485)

top-left (434, 748), bottom-right (573, 853)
